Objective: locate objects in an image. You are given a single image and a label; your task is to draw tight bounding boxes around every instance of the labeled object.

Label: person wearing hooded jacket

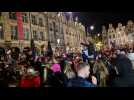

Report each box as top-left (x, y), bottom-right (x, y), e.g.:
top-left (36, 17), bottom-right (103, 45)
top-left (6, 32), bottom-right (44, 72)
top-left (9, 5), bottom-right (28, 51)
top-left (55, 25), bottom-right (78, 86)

top-left (67, 63), bottom-right (97, 87)
top-left (45, 57), bottom-right (67, 87)
top-left (111, 52), bottom-right (134, 87)
top-left (93, 56), bottom-right (109, 87)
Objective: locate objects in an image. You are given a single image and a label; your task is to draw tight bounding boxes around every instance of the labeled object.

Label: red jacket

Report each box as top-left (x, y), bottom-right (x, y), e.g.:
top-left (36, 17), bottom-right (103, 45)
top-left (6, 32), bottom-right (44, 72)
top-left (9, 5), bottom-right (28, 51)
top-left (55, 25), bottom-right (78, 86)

top-left (20, 76), bottom-right (41, 87)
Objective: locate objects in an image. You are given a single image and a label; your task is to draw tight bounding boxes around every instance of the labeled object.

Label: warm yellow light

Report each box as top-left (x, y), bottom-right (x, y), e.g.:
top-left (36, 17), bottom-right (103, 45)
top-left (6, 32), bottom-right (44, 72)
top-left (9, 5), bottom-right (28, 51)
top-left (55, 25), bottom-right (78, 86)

top-left (95, 42), bottom-right (103, 50)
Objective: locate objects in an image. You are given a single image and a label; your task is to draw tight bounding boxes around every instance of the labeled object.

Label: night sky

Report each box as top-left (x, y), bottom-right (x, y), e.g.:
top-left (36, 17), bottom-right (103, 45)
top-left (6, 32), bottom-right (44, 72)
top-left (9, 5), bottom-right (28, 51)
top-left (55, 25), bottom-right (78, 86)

top-left (73, 12), bottom-right (134, 33)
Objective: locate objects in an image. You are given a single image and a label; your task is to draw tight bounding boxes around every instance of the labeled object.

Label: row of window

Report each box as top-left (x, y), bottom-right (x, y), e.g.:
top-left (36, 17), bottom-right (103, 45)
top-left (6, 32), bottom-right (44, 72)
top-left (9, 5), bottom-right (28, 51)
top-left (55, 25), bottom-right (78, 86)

top-left (66, 31), bottom-right (82, 40)
top-left (9, 12), bottom-right (44, 27)
top-left (109, 33), bottom-right (126, 39)
top-left (0, 23), bottom-right (3, 39)
top-left (115, 40), bottom-right (126, 45)
top-left (8, 12), bottom-right (83, 37)
top-left (49, 22), bottom-right (59, 33)
top-left (0, 25), bottom-right (45, 41)
top-left (32, 30), bottom-right (44, 41)
top-left (109, 38), bottom-right (126, 44)
top-left (108, 28), bottom-right (131, 34)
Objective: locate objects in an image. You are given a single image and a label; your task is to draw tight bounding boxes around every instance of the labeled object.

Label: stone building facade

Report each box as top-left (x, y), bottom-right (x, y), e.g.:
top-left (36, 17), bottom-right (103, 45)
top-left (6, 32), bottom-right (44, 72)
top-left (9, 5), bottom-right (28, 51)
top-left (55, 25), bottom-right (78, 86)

top-left (102, 20), bottom-right (134, 48)
top-left (0, 12), bottom-right (86, 51)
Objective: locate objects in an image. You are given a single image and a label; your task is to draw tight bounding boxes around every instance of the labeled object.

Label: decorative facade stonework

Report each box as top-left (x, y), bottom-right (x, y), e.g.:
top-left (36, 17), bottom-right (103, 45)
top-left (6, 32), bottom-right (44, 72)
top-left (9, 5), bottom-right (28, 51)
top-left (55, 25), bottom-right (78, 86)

top-left (0, 12), bottom-right (86, 51)
top-left (102, 20), bottom-right (134, 48)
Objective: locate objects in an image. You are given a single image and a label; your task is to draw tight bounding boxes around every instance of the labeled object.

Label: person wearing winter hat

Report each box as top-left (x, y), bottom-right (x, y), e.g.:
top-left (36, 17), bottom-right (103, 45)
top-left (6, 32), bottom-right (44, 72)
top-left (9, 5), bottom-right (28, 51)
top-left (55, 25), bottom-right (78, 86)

top-left (51, 64), bottom-right (61, 73)
top-left (50, 57), bottom-right (61, 73)
top-left (111, 51), bottom-right (134, 87)
top-left (46, 57), bottom-right (67, 87)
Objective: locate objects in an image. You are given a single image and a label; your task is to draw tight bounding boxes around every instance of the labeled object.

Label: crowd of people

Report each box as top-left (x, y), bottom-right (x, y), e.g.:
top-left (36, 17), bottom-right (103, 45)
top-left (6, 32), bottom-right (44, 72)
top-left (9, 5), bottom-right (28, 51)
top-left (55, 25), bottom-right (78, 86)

top-left (0, 40), bottom-right (134, 87)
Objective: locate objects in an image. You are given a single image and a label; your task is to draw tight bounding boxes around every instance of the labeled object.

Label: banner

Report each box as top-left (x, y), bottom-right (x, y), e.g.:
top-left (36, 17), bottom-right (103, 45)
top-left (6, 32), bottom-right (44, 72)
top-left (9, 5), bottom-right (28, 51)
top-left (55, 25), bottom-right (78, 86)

top-left (0, 16), bottom-right (4, 23)
top-left (16, 12), bottom-right (24, 40)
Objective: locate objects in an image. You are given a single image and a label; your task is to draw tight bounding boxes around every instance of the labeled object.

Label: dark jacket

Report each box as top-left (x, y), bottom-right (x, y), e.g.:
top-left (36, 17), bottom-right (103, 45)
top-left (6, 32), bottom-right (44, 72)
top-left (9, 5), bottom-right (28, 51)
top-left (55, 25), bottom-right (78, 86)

top-left (112, 54), bottom-right (134, 87)
top-left (82, 51), bottom-right (88, 62)
top-left (81, 43), bottom-right (95, 56)
top-left (67, 76), bottom-right (96, 87)
top-left (46, 70), bottom-right (67, 87)
top-left (34, 61), bottom-right (44, 85)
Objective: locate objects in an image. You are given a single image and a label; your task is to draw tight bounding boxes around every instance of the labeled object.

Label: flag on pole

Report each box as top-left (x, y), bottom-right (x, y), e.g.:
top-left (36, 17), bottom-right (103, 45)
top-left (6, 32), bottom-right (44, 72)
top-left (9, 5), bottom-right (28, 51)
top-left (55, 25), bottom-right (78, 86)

top-left (46, 41), bottom-right (53, 57)
top-left (29, 12), bottom-right (33, 40)
top-left (16, 12), bottom-right (24, 40)
top-left (31, 38), bottom-right (36, 57)
top-left (30, 38), bottom-right (35, 49)
top-left (28, 12), bottom-right (36, 57)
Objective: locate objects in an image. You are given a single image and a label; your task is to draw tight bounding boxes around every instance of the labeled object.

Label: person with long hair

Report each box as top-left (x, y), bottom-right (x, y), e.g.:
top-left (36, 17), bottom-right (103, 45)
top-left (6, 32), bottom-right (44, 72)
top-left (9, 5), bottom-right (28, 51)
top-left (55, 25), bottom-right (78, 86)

top-left (93, 56), bottom-right (109, 87)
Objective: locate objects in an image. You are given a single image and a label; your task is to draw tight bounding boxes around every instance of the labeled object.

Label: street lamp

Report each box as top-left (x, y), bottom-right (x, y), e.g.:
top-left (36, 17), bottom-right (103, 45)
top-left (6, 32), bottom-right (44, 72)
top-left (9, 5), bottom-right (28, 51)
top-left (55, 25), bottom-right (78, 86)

top-left (66, 45), bottom-right (69, 53)
top-left (90, 25), bottom-right (94, 31)
top-left (57, 39), bottom-right (60, 46)
top-left (131, 40), bottom-right (133, 42)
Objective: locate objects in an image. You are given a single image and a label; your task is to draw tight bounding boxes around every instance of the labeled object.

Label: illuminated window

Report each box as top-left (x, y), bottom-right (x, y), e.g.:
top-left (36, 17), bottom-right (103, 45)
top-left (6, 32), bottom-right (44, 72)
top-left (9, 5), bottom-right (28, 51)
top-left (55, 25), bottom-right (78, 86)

top-left (113, 34), bottom-right (115, 38)
top-left (33, 30), bottom-right (37, 40)
top-left (55, 24), bottom-right (58, 32)
top-left (9, 12), bottom-right (16, 20)
top-left (39, 32), bottom-right (44, 40)
top-left (22, 13), bottom-right (28, 23)
top-left (31, 15), bottom-right (37, 25)
top-left (49, 23), bottom-right (53, 31)
top-left (39, 18), bottom-right (44, 27)
top-left (11, 26), bottom-right (18, 40)
top-left (23, 27), bottom-right (29, 40)
top-left (109, 35), bottom-right (111, 39)
top-left (0, 23), bottom-right (3, 39)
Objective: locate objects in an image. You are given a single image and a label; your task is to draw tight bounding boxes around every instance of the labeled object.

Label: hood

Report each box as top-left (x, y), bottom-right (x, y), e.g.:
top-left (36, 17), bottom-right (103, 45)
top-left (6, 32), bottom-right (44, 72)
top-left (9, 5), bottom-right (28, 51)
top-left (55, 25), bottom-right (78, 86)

top-left (116, 55), bottom-right (133, 77)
